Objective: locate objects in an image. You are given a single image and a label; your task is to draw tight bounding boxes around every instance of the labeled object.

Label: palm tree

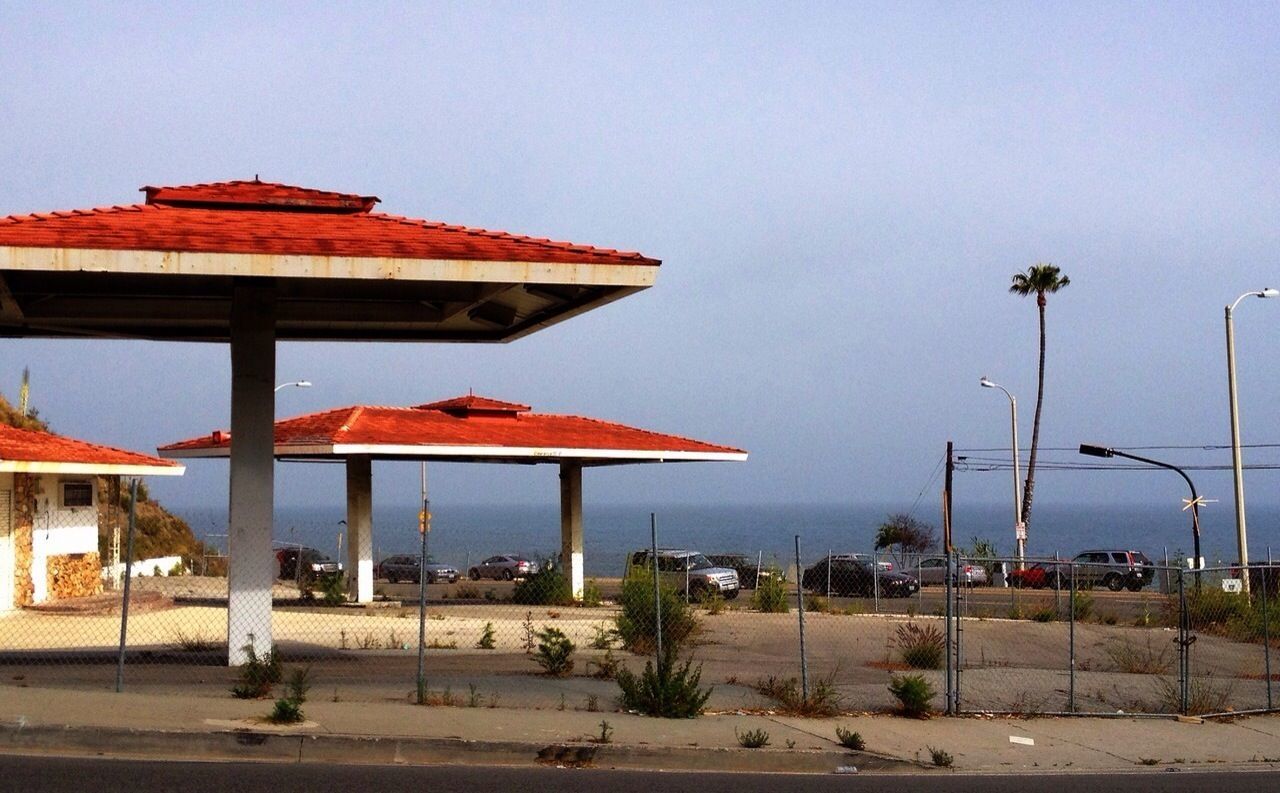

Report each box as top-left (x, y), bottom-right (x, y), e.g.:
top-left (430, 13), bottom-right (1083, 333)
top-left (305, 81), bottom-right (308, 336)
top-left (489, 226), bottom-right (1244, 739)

top-left (1008, 263), bottom-right (1070, 534)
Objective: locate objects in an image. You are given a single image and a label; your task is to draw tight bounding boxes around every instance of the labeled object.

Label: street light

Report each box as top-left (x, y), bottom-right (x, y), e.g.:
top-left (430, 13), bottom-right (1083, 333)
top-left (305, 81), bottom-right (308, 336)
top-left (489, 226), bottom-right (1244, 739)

top-left (1225, 288), bottom-right (1277, 593)
top-left (981, 376), bottom-right (1024, 565)
top-left (274, 380), bottom-right (312, 393)
top-left (1079, 443), bottom-right (1203, 585)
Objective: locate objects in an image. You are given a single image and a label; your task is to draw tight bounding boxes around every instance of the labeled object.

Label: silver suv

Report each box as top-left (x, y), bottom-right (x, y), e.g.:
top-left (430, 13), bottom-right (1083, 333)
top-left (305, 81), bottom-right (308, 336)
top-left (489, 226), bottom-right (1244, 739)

top-left (1072, 549), bottom-right (1154, 591)
top-left (625, 549), bottom-right (740, 600)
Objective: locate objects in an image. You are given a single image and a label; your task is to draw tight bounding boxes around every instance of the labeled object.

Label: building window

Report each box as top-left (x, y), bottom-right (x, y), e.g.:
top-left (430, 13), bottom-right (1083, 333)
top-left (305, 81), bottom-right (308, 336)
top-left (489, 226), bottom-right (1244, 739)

top-left (61, 480), bottom-right (93, 508)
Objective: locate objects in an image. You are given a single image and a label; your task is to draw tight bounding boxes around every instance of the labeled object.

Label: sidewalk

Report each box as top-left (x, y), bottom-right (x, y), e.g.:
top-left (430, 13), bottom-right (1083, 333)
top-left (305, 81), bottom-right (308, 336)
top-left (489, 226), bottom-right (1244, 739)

top-left (1, 684), bottom-right (1279, 774)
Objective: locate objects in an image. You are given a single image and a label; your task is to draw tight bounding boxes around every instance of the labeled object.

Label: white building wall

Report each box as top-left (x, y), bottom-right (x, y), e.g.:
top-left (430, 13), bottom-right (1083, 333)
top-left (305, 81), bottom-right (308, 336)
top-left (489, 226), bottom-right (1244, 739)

top-left (0, 472), bottom-right (13, 612)
top-left (30, 473), bottom-right (99, 604)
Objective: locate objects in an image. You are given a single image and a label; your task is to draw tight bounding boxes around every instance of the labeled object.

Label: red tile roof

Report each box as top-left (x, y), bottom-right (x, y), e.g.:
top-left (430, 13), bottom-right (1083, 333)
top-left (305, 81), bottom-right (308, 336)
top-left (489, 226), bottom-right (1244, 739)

top-left (160, 395), bottom-right (745, 459)
top-left (0, 424), bottom-right (183, 470)
top-left (0, 180), bottom-right (659, 266)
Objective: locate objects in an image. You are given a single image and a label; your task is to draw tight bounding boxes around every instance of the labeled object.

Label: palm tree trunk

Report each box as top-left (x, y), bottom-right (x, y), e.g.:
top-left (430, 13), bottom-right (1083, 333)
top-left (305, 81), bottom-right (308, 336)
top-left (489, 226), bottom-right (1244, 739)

top-left (1022, 295), bottom-right (1047, 527)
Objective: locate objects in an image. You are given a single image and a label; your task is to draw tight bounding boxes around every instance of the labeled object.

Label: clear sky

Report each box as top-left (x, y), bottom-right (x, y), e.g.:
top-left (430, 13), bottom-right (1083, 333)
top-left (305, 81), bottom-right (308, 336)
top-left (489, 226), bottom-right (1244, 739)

top-left (1, 2), bottom-right (1278, 513)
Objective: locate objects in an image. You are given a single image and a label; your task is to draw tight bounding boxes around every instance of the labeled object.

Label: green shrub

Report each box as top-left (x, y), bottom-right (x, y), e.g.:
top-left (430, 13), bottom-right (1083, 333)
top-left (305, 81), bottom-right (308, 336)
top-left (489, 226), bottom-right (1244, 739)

top-left (751, 568), bottom-right (790, 613)
top-left (753, 673), bottom-right (844, 716)
top-left (835, 725), bottom-right (865, 750)
top-left (533, 626), bottom-right (575, 676)
top-left (892, 622), bottom-right (944, 670)
top-left (615, 575), bottom-right (698, 654)
top-left (231, 645), bottom-right (282, 699)
top-left (735, 727), bottom-right (770, 748)
top-left (589, 623), bottom-right (618, 650)
top-left (888, 673), bottom-right (935, 718)
top-left (581, 579), bottom-right (604, 607)
top-left (804, 594), bottom-right (831, 613)
top-left (1031, 607), bottom-right (1057, 623)
top-left (698, 587), bottom-right (727, 615)
top-left (512, 566), bottom-right (574, 606)
top-left (476, 622), bottom-right (496, 650)
top-left (590, 648), bottom-right (622, 679)
top-left (616, 646), bottom-right (712, 718)
top-left (1104, 636), bottom-right (1171, 675)
top-left (268, 697), bottom-right (304, 724)
top-left (1072, 591), bottom-right (1093, 621)
top-left (928, 745), bottom-right (953, 767)
top-left (285, 666), bottom-right (311, 704)
top-left (320, 573), bottom-right (346, 606)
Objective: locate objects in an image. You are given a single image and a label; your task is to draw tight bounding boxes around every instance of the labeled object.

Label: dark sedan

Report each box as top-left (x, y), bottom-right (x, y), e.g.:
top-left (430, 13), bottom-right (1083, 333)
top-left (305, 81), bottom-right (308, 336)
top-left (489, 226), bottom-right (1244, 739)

top-left (801, 557), bottom-right (918, 598)
top-left (707, 554), bottom-right (781, 589)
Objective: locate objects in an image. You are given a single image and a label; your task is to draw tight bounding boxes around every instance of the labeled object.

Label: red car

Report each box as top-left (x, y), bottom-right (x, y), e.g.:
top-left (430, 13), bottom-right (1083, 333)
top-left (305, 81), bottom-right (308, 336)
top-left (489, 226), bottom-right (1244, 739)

top-left (1008, 561), bottom-right (1067, 590)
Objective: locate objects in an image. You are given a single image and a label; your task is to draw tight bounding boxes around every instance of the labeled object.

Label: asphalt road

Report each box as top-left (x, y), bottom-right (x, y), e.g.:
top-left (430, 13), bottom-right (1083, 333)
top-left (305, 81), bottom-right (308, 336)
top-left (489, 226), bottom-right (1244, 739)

top-left (2, 756), bottom-right (1276, 792)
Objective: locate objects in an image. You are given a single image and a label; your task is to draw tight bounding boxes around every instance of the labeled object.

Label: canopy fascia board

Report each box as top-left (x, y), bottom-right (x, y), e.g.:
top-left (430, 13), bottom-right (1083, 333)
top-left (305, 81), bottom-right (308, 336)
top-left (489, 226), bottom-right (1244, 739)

top-left (0, 246), bottom-right (658, 288)
top-left (160, 443), bottom-right (747, 464)
top-left (0, 460), bottom-right (185, 476)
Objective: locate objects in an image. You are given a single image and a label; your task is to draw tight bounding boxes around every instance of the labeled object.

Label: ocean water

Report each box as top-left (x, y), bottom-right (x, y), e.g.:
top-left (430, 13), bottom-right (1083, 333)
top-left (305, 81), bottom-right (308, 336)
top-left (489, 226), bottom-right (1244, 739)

top-left (175, 501), bottom-right (1280, 576)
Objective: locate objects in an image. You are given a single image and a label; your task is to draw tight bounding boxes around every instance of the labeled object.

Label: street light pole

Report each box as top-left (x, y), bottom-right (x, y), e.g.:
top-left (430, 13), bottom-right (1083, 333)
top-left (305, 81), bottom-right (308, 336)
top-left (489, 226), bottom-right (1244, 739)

top-left (1079, 444), bottom-right (1203, 587)
top-left (981, 377), bottom-right (1024, 565)
top-left (1226, 288), bottom-right (1277, 594)
top-left (274, 380), bottom-right (313, 393)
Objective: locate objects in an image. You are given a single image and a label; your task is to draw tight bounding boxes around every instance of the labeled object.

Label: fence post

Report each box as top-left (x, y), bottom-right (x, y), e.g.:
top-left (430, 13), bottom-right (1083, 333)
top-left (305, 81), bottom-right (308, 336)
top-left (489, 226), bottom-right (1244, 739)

top-left (945, 546), bottom-right (953, 715)
top-left (917, 558), bottom-right (923, 610)
top-left (651, 513), bottom-right (662, 661)
top-left (756, 550), bottom-right (763, 590)
top-left (1262, 565), bottom-right (1272, 711)
top-left (1178, 569), bottom-right (1189, 715)
top-left (795, 535), bottom-right (809, 702)
top-left (872, 546), bottom-right (880, 614)
top-left (953, 550), bottom-right (963, 709)
top-left (115, 478), bottom-right (139, 693)
top-left (415, 481), bottom-right (430, 705)
top-left (1068, 560), bottom-right (1076, 713)
top-left (826, 549), bottom-right (831, 600)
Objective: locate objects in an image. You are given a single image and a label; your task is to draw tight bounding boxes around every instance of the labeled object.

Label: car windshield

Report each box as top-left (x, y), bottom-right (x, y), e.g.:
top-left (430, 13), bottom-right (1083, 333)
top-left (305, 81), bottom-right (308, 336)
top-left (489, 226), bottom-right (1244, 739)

top-left (686, 554), bottom-right (716, 570)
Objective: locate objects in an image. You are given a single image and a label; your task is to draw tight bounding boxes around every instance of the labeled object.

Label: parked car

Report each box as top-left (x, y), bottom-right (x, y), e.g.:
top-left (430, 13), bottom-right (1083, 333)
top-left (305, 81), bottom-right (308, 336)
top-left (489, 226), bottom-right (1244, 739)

top-left (1072, 549), bottom-right (1154, 591)
top-left (625, 549), bottom-right (740, 599)
top-left (376, 554), bottom-right (459, 584)
top-left (707, 553), bottom-right (781, 589)
top-left (1007, 561), bottom-right (1068, 590)
top-left (916, 557), bottom-right (989, 586)
top-left (829, 552), bottom-right (893, 572)
top-left (468, 555), bottom-right (539, 581)
top-left (276, 547), bottom-right (342, 580)
top-left (801, 557), bottom-right (918, 598)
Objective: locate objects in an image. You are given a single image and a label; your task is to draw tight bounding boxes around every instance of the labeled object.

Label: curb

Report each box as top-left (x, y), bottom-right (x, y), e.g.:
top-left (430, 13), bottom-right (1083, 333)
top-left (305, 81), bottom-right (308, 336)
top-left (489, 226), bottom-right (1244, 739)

top-left (0, 723), bottom-right (923, 775)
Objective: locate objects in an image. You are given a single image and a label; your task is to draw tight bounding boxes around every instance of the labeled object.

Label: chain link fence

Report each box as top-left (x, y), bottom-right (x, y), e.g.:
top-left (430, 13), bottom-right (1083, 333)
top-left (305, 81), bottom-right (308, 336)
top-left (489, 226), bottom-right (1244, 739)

top-left (2, 505), bottom-right (1277, 721)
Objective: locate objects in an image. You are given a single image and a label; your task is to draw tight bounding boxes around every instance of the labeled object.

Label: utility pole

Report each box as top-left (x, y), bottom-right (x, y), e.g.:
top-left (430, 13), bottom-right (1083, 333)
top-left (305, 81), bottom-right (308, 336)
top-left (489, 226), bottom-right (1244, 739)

top-left (943, 441), bottom-right (954, 553)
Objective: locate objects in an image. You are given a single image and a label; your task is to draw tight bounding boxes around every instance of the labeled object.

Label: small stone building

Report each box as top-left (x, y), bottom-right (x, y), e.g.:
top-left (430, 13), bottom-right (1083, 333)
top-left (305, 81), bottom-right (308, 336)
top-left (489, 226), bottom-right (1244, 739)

top-left (0, 425), bottom-right (183, 611)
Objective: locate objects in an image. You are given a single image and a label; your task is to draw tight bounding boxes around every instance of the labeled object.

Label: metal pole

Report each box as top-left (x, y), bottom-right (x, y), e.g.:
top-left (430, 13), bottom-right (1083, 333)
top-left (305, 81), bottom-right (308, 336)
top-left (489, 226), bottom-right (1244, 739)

top-left (953, 549), bottom-right (963, 709)
top-left (1010, 394), bottom-right (1023, 566)
top-left (1261, 565), bottom-right (1272, 711)
top-left (826, 549), bottom-right (831, 600)
top-left (917, 558), bottom-right (923, 610)
top-left (1163, 547), bottom-right (1170, 595)
top-left (872, 545), bottom-right (880, 613)
top-left (415, 464), bottom-right (430, 704)
top-left (115, 478), bottom-right (139, 693)
top-left (1226, 302), bottom-right (1252, 594)
top-left (755, 550), bottom-right (762, 590)
top-left (1068, 560), bottom-right (1076, 712)
top-left (1178, 569), bottom-right (1189, 715)
top-left (945, 544), bottom-right (953, 715)
top-left (651, 513), bottom-right (662, 660)
top-left (795, 534), bottom-right (808, 702)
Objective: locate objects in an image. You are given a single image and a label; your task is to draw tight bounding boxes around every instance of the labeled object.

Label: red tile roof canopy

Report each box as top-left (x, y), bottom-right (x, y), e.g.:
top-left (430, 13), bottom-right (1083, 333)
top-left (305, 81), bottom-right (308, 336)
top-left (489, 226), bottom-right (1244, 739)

top-left (0, 180), bottom-right (658, 264)
top-left (0, 180), bottom-right (660, 342)
top-left (0, 424), bottom-right (184, 476)
top-left (159, 395), bottom-right (747, 466)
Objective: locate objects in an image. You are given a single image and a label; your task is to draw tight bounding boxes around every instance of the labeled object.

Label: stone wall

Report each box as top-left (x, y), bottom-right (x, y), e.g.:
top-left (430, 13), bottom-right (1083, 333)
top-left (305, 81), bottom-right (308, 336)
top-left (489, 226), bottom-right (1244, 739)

top-left (13, 472), bottom-right (34, 607)
top-left (47, 552), bottom-right (102, 599)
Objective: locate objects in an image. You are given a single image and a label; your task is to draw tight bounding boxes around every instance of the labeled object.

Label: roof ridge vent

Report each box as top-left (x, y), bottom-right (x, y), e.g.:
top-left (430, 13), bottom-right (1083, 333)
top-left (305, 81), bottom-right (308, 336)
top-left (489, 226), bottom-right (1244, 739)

top-left (141, 180), bottom-right (379, 214)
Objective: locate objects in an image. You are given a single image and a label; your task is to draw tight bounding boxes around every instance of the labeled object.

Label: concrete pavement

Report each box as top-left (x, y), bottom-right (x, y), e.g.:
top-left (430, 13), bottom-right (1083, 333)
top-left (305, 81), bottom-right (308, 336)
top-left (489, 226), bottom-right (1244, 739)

top-left (2, 684), bottom-right (1280, 774)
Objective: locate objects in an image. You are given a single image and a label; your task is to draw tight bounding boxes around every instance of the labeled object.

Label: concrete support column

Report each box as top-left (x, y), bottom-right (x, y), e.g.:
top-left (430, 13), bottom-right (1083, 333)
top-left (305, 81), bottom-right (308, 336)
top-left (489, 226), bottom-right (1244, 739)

top-left (227, 283), bottom-right (276, 666)
top-left (559, 462), bottom-right (584, 600)
top-left (345, 456), bottom-right (374, 604)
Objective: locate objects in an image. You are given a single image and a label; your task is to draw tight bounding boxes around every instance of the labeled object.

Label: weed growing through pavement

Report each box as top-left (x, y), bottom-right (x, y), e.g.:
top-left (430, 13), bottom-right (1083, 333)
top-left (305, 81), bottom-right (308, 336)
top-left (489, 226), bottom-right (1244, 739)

top-left (593, 720), bottom-right (614, 744)
top-left (534, 626), bottom-right (576, 676)
top-left (171, 629), bottom-right (218, 652)
top-left (835, 726), bottom-right (865, 750)
top-left (467, 683), bottom-right (483, 708)
top-left (1104, 635), bottom-right (1172, 675)
top-left (735, 727), bottom-right (770, 748)
top-left (231, 645), bottom-right (282, 699)
top-left (522, 612), bottom-right (537, 654)
top-left (928, 746), bottom-right (953, 767)
top-left (476, 622), bottom-right (496, 649)
top-left (753, 672), bottom-right (844, 716)
top-left (589, 623), bottom-right (618, 650)
top-left (892, 622), bottom-right (944, 670)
